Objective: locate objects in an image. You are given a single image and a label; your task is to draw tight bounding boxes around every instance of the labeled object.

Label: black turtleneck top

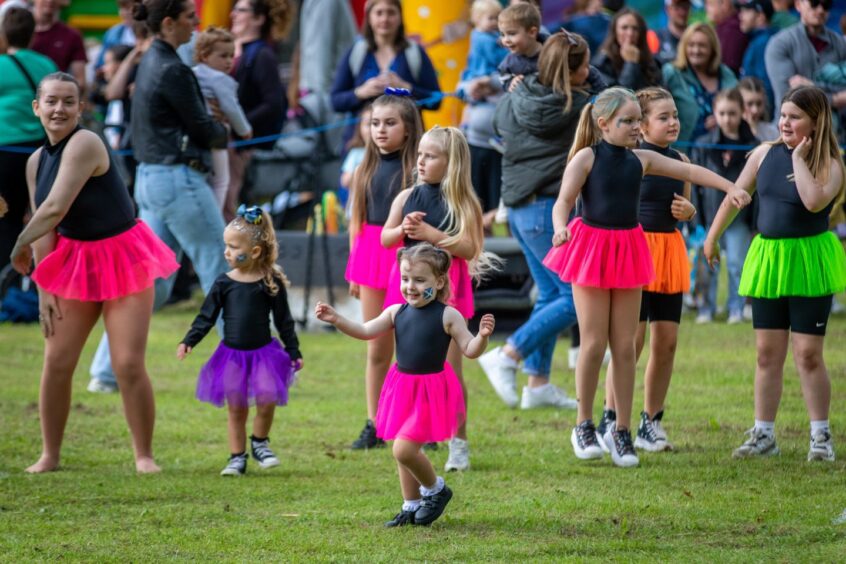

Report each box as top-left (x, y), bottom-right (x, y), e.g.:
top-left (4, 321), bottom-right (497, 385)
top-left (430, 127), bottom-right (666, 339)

top-left (394, 300), bottom-right (451, 374)
top-left (580, 140), bottom-right (644, 229)
top-left (366, 150), bottom-right (406, 225)
top-left (638, 141), bottom-right (685, 233)
top-left (401, 182), bottom-right (448, 247)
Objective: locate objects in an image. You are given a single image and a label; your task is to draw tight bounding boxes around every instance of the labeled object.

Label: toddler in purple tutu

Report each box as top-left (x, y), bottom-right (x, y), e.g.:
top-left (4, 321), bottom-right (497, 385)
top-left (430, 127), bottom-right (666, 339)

top-left (177, 205), bottom-right (302, 476)
top-left (316, 244), bottom-right (495, 527)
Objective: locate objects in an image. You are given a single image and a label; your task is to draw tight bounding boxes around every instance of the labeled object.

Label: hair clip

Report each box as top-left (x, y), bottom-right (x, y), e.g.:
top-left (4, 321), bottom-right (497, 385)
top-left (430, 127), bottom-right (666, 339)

top-left (384, 87), bottom-right (412, 97)
top-left (589, 95), bottom-right (597, 104)
top-left (237, 204), bottom-right (263, 225)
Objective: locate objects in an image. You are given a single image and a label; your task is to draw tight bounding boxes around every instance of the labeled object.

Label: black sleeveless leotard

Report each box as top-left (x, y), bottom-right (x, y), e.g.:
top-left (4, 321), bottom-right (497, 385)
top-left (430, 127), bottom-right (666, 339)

top-left (401, 183), bottom-right (448, 247)
top-left (638, 142), bottom-right (684, 233)
top-left (366, 151), bottom-right (405, 225)
top-left (580, 140), bottom-right (644, 229)
top-left (394, 300), bottom-right (451, 374)
top-left (35, 127), bottom-right (135, 240)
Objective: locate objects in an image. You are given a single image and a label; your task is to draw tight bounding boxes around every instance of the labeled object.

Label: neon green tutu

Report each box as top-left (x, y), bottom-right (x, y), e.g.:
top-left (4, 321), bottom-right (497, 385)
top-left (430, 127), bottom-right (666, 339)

top-left (739, 231), bottom-right (846, 298)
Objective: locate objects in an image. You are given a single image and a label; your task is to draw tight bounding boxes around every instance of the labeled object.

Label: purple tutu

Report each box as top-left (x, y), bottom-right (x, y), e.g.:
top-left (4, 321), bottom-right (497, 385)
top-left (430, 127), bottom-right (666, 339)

top-left (196, 339), bottom-right (295, 408)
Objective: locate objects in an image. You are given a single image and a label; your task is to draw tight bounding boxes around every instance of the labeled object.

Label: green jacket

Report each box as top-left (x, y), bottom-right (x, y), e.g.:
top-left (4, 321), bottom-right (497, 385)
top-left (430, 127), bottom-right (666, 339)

top-left (662, 62), bottom-right (737, 146)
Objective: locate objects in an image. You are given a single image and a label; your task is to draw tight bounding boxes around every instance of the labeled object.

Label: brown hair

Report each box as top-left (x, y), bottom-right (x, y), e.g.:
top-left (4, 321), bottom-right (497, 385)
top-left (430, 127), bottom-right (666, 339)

top-left (599, 8), bottom-right (660, 86)
top-left (568, 86), bottom-right (639, 162)
top-left (248, 0), bottom-right (295, 41)
top-left (397, 244), bottom-right (452, 303)
top-left (673, 22), bottom-right (722, 76)
top-left (227, 210), bottom-right (289, 295)
top-left (194, 26), bottom-right (234, 63)
top-left (2, 6), bottom-right (34, 48)
top-left (361, 0), bottom-right (408, 51)
top-left (537, 31), bottom-right (590, 114)
top-left (713, 87), bottom-right (744, 110)
top-left (636, 86), bottom-right (674, 117)
top-left (132, 0), bottom-right (188, 34)
top-left (498, 2), bottom-right (541, 30)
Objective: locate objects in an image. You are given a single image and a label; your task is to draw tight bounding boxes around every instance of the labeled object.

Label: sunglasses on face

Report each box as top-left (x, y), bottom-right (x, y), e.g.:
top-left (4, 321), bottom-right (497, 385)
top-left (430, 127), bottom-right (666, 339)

top-left (807, 0), bottom-right (832, 10)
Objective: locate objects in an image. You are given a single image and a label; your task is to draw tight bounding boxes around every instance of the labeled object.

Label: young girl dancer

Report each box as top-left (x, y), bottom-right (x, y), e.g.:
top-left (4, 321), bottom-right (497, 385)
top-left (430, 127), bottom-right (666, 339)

top-left (382, 126), bottom-right (491, 472)
top-left (177, 206), bottom-right (302, 476)
top-left (316, 244), bottom-right (495, 527)
top-left (704, 86), bottom-right (846, 461)
top-left (599, 87), bottom-right (696, 452)
top-left (544, 86), bottom-right (750, 468)
top-left (345, 92), bottom-right (422, 450)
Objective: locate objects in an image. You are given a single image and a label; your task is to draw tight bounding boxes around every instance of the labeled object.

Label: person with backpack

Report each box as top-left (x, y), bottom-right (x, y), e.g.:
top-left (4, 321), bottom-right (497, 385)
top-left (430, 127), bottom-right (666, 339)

top-left (330, 0), bottom-right (441, 147)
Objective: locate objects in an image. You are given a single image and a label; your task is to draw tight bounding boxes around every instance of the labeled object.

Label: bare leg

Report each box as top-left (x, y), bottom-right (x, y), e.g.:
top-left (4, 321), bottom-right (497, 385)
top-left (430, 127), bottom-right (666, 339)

top-left (26, 299), bottom-right (101, 473)
top-left (642, 321), bottom-right (679, 417)
top-left (606, 289), bottom-right (642, 430)
top-left (754, 329), bottom-right (790, 422)
top-left (572, 285), bottom-right (611, 424)
top-left (604, 321), bottom-right (646, 412)
top-left (360, 287), bottom-right (393, 421)
top-left (447, 329), bottom-right (467, 440)
top-left (791, 333), bottom-right (830, 421)
top-left (227, 405), bottom-right (249, 453)
top-left (393, 439), bottom-right (437, 490)
top-left (103, 288), bottom-right (160, 473)
top-left (397, 462), bottom-right (422, 502)
top-left (252, 403), bottom-right (276, 438)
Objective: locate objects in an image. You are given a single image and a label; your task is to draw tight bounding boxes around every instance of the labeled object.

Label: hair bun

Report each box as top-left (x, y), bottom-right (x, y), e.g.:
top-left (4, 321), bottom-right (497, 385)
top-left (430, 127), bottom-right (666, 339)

top-left (132, 1), bottom-right (148, 21)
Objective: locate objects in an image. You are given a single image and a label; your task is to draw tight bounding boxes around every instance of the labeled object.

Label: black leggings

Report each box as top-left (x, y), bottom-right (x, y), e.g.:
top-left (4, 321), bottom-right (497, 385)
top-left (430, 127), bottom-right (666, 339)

top-left (639, 291), bottom-right (683, 324)
top-left (751, 295), bottom-right (833, 335)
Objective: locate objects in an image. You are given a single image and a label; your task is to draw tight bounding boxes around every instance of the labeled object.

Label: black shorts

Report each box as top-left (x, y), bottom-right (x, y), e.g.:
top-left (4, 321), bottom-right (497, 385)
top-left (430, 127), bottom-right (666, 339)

top-left (751, 295), bottom-right (833, 336)
top-left (639, 291), bottom-right (683, 324)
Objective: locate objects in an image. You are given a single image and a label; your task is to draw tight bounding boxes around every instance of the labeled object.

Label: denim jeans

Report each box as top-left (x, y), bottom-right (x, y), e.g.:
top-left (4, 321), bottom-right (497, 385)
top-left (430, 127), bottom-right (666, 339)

top-left (506, 198), bottom-right (578, 378)
top-left (703, 219), bottom-right (752, 317)
top-left (90, 163), bottom-right (227, 384)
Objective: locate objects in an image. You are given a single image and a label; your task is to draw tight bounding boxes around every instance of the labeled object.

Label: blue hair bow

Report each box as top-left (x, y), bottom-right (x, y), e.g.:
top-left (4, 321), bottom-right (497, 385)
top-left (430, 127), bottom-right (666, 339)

top-left (384, 87), bottom-right (412, 97)
top-left (589, 95), bottom-right (597, 104)
top-left (237, 204), bottom-right (263, 225)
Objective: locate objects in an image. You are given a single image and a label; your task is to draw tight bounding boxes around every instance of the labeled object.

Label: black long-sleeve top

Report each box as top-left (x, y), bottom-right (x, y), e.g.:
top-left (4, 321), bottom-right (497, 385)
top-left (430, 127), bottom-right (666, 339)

top-left (181, 274), bottom-right (301, 359)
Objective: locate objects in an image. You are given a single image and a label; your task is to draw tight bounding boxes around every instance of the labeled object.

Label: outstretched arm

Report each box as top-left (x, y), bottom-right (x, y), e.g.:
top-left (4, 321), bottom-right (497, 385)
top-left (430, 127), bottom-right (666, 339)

top-left (444, 307), bottom-right (494, 359)
top-left (315, 301), bottom-right (397, 340)
top-left (551, 148), bottom-right (593, 246)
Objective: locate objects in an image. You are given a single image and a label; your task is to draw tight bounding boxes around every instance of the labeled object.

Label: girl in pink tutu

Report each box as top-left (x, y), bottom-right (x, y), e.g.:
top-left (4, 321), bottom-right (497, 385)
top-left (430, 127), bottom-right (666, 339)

top-left (317, 243), bottom-right (495, 527)
top-left (177, 205), bottom-right (302, 477)
top-left (382, 125), bottom-right (493, 472)
top-left (543, 86), bottom-right (750, 468)
top-left (10, 73), bottom-right (179, 474)
top-left (345, 91), bottom-right (422, 450)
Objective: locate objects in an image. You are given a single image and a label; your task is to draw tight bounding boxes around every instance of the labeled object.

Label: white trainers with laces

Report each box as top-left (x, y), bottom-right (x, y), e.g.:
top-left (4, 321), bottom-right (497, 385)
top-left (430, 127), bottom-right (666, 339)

top-left (479, 347), bottom-right (519, 408)
top-left (444, 437), bottom-right (470, 472)
top-left (807, 430), bottom-right (835, 462)
top-left (87, 379), bottom-right (118, 394)
top-left (732, 427), bottom-right (780, 458)
top-left (520, 383), bottom-right (577, 410)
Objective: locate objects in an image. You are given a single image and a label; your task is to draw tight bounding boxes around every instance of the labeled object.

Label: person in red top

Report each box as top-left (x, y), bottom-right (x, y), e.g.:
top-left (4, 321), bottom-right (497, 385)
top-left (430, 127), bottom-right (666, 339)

top-left (30, 0), bottom-right (87, 92)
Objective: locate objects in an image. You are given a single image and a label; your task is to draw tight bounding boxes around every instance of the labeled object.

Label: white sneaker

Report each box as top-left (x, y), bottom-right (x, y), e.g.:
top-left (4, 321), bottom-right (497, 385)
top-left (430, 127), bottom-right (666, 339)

top-left (571, 420), bottom-right (603, 460)
top-left (808, 430), bottom-right (835, 462)
top-left (727, 313), bottom-right (743, 325)
top-left (732, 427), bottom-right (780, 458)
top-left (520, 384), bottom-right (577, 410)
top-left (695, 312), bottom-right (713, 324)
top-left (603, 422), bottom-right (639, 468)
top-left (742, 303), bottom-right (754, 321)
top-left (479, 348), bottom-right (518, 408)
top-left (87, 379), bottom-right (118, 394)
top-left (444, 438), bottom-right (470, 472)
top-left (568, 347), bottom-right (579, 370)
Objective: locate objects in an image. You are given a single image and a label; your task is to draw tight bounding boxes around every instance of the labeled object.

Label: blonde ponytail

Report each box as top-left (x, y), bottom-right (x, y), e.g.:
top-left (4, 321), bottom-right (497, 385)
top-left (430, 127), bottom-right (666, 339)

top-left (567, 87), bottom-right (639, 162)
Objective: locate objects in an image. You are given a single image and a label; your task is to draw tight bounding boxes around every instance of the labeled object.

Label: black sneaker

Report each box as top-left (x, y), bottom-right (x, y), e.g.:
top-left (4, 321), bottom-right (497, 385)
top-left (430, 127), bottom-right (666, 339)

top-left (603, 423), bottom-right (639, 468)
top-left (415, 485), bottom-right (453, 526)
top-left (384, 510), bottom-right (416, 528)
top-left (220, 453), bottom-right (248, 476)
top-left (351, 420), bottom-right (385, 450)
top-left (250, 436), bottom-right (280, 468)
top-left (570, 419), bottom-right (603, 460)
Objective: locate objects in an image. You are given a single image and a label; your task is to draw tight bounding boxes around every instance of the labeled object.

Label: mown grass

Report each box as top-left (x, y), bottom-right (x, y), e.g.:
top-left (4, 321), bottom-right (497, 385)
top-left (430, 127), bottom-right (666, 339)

top-left (1, 296), bottom-right (845, 562)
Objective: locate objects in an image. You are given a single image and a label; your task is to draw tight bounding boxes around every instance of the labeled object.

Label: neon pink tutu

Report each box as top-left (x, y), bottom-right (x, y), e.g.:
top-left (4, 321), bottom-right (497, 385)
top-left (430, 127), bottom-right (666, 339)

top-left (375, 362), bottom-right (466, 443)
top-left (32, 220), bottom-right (179, 301)
top-left (196, 338), bottom-right (295, 408)
top-left (543, 217), bottom-right (654, 289)
top-left (383, 254), bottom-right (475, 318)
top-left (345, 223), bottom-right (401, 290)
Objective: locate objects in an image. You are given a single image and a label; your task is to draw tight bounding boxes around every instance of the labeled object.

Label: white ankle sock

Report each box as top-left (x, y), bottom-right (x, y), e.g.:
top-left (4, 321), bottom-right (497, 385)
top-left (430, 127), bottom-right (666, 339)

top-left (527, 383), bottom-right (550, 394)
top-left (810, 420), bottom-right (830, 437)
top-left (498, 348), bottom-right (518, 368)
top-left (402, 499), bottom-right (421, 512)
top-left (754, 420), bottom-right (775, 435)
top-left (419, 476), bottom-right (444, 497)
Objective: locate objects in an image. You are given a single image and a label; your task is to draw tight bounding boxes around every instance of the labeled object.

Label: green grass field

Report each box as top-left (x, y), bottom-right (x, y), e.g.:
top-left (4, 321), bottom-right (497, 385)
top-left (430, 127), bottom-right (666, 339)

top-left (1, 297), bottom-right (845, 561)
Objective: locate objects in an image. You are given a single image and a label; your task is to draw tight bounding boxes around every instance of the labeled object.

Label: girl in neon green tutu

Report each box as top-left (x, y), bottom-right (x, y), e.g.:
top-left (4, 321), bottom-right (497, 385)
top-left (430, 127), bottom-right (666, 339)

top-left (704, 85), bottom-right (846, 463)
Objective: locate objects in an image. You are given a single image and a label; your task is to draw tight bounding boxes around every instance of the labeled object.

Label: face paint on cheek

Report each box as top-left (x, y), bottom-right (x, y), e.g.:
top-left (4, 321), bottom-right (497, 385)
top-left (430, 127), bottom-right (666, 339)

top-left (423, 287), bottom-right (435, 300)
top-left (616, 118), bottom-right (624, 129)
top-left (235, 254), bottom-right (248, 263)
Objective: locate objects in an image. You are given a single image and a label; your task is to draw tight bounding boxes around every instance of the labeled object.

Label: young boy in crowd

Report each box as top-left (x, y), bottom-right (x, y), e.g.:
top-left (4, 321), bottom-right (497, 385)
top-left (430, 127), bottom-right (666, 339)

top-left (497, 2), bottom-right (543, 92)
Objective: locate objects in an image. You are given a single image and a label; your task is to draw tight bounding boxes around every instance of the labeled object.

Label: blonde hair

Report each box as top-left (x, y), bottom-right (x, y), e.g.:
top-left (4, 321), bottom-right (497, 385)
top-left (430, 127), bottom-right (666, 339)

top-left (568, 86), bottom-right (639, 162)
top-left (420, 126), bottom-right (498, 279)
top-left (537, 31), bottom-right (589, 114)
top-left (498, 2), bottom-right (540, 30)
top-left (470, 0), bottom-right (501, 26)
top-left (350, 95), bottom-right (423, 235)
top-left (227, 210), bottom-right (289, 295)
top-left (397, 244), bottom-right (452, 303)
top-left (194, 26), bottom-right (233, 63)
top-left (673, 22), bottom-right (722, 76)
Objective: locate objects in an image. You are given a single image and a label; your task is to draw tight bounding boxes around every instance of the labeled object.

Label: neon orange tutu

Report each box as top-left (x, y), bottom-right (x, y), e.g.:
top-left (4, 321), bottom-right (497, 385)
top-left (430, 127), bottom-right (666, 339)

top-left (344, 223), bottom-right (401, 290)
top-left (643, 229), bottom-right (691, 294)
top-left (384, 255), bottom-right (475, 318)
top-left (543, 218), bottom-right (654, 289)
top-left (375, 362), bottom-right (466, 443)
top-left (32, 220), bottom-right (179, 301)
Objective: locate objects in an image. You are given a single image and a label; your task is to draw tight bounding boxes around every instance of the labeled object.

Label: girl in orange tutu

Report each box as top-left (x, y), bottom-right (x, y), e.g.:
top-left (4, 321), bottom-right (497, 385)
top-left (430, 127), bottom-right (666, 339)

top-left (599, 87), bottom-right (697, 453)
top-left (543, 86), bottom-right (750, 468)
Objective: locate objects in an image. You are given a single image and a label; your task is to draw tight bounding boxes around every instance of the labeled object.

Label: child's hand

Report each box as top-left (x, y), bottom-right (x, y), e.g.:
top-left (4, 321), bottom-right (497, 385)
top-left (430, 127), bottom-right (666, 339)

top-left (176, 343), bottom-right (192, 360)
top-left (703, 237), bottom-right (720, 269)
top-left (293, 358), bottom-right (304, 371)
top-left (478, 313), bottom-right (495, 338)
top-left (402, 211), bottom-right (432, 240)
top-left (671, 193), bottom-right (695, 221)
top-left (728, 187), bottom-right (751, 209)
top-left (792, 136), bottom-right (812, 161)
top-left (315, 301), bottom-right (338, 324)
top-left (552, 227), bottom-right (571, 247)
top-left (508, 74), bottom-right (524, 92)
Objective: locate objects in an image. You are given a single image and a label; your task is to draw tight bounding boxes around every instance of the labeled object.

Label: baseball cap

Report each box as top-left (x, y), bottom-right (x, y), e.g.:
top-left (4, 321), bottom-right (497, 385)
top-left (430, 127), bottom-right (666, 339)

top-left (734, 0), bottom-right (774, 20)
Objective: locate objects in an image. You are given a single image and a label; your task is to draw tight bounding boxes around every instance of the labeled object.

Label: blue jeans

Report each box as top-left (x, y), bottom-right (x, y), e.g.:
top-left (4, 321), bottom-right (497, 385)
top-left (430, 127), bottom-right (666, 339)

top-left (90, 163), bottom-right (227, 384)
top-left (703, 219), bottom-right (752, 317)
top-left (506, 198), bottom-right (578, 378)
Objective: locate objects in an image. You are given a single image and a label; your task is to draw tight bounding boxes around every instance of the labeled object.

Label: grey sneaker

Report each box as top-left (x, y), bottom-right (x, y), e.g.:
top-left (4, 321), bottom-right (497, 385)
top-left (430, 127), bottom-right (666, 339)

top-left (479, 348), bottom-right (519, 408)
top-left (733, 427), bottom-right (780, 458)
top-left (87, 378), bottom-right (118, 394)
top-left (634, 411), bottom-right (672, 452)
top-left (444, 438), bottom-right (470, 472)
top-left (250, 436), bottom-right (280, 468)
top-left (520, 384), bottom-right (578, 410)
top-left (571, 420), bottom-right (603, 460)
top-left (807, 430), bottom-right (835, 462)
top-left (220, 453), bottom-right (248, 476)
